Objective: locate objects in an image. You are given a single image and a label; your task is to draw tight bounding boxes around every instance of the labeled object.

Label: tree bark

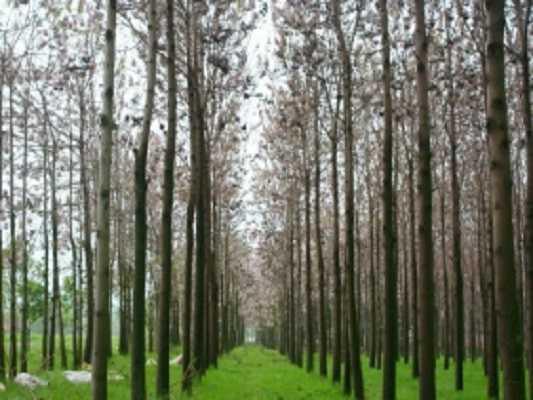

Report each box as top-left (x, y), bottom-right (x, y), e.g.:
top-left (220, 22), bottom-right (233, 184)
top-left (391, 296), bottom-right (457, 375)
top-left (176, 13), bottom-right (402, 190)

top-left (330, 96), bottom-right (342, 383)
top-left (313, 83), bottom-right (327, 377)
top-left (20, 89), bottom-right (29, 373)
top-left (440, 190), bottom-right (450, 371)
top-left (8, 79), bottom-right (17, 379)
top-left (0, 58), bottom-right (5, 382)
top-left (446, 28), bottom-right (465, 389)
top-left (69, 111), bottom-right (80, 370)
top-left (406, 154), bottom-right (419, 378)
top-left (486, 195), bottom-right (500, 399)
top-left (156, 0), bottom-right (177, 394)
top-left (302, 123), bottom-right (314, 374)
top-left (131, 0), bottom-right (157, 397)
top-left (369, 199), bottom-right (377, 369)
top-left (332, 1), bottom-right (365, 396)
top-left (514, 1), bottom-right (533, 398)
top-left (380, 0), bottom-right (397, 396)
top-left (485, 1), bottom-right (526, 398)
top-left (414, 0), bottom-right (436, 397)
top-left (49, 136), bottom-right (60, 370)
top-left (80, 84), bottom-right (94, 366)
top-left (92, 0), bottom-right (116, 397)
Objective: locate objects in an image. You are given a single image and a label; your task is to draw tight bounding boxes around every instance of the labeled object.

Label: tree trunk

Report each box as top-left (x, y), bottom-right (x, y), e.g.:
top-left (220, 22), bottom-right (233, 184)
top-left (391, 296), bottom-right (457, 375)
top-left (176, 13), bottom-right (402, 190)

top-left (302, 125), bottom-right (314, 374)
top-left (296, 203), bottom-right (304, 368)
top-left (20, 90), bottom-right (29, 373)
top-left (70, 118), bottom-right (80, 369)
top-left (59, 297), bottom-right (68, 369)
top-left (487, 197), bottom-right (500, 399)
top-left (42, 111), bottom-right (50, 370)
top-left (440, 189), bottom-right (450, 371)
top-left (485, 0), bottom-right (526, 398)
top-left (131, 0), bottom-right (156, 397)
top-left (470, 270), bottom-right (477, 362)
top-left (414, 0), bottom-right (436, 397)
top-left (343, 284), bottom-right (352, 396)
top-left (380, 0), bottom-right (397, 396)
top-left (8, 79), bottom-right (17, 379)
top-left (313, 84), bottom-right (326, 377)
top-left (515, 1), bottom-right (533, 398)
top-left (92, 0), bottom-right (116, 396)
top-left (447, 37), bottom-right (465, 391)
top-left (0, 60), bottom-right (5, 382)
top-left (369, 202), bottom-right (377, 369)
top-left (49, 138), bottom-right (60, 370)
top-left (80, 86), bottom-right (94, 366)
top-left (333, 1), bottom-right (365, 396)
top-left (402, 212), bottom-right (409, 365)
top-left (288, 207), bottom-right (296, 363)
top-left (182, 198), bottom-right (195, 390)
top-left (330, 100), bottom-right (342, 383)
top-left (156, 0), bottom-right (177, 395)
top-left (407, 155), bottom-right (419, 378)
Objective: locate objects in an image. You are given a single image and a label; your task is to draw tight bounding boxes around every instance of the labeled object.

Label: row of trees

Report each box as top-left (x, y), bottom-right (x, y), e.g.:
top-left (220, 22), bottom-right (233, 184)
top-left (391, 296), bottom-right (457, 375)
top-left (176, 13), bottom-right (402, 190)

top-left (0, 1), bottom-right (257, 399)
top-left (254, 0), bottom-right (531, 399)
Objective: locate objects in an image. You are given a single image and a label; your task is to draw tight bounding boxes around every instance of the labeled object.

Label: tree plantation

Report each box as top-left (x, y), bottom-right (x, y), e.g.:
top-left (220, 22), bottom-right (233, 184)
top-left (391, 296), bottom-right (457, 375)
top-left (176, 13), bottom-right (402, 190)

top-left (0, 0), bottom-right (531, 399)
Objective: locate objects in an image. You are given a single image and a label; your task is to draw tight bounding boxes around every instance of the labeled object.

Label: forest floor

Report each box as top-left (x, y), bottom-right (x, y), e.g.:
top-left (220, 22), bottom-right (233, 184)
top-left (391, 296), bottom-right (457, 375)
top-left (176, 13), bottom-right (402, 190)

top-left (1, 339), bottom-right (499, 399)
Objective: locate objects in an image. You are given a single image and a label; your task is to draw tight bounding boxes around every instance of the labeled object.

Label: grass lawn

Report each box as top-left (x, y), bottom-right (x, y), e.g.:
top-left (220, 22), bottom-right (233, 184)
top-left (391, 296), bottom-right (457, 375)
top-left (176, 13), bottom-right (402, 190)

top-left (0, 338), bottom-right (518, 399)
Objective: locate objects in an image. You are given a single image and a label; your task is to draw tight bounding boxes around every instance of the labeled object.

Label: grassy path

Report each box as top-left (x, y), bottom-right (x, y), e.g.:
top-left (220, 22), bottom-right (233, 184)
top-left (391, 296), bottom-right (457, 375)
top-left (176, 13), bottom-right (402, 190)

top-left (183, 347), bottom-right (492, 400)
top-left (184, 346), bottom-right (345, 400)
top-left (1, 344), bottom-right (502, 399)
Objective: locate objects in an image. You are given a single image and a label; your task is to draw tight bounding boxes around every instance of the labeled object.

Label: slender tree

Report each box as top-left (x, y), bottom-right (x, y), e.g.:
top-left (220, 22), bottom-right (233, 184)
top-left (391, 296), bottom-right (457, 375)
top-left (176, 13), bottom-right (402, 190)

top-left (0, 52), bottom-right (5, 382)
top-left (313, 83), bottom-right (327, 377)
top-left (445, 16), bottom-right (464, 388)
top-left (131, 0), bottom-right (157, 398)
top-left (156, 0), bottom-right (177, 393)
top-left (332, 0), bottom-right (365, 397)
top-left (485, 0), bottom-right (526, 398)
top-left (380, 0), bottom-right (397, 397)
top-left (515, 0), bottom-right (533, 397)
top-left (8, 78), bottom-right (17, 379)
top-left (20, 87), bottom-right (29, 373)
top-left (80, 84), bottom-right (94, 366)
top-left (414, 0), bottom-right (436, 397)
top-left (92, 0), bottom-right (116, 397)
top-left (302, 116), bottom-right (314, 374)
top-left (42, 111), bottom-right (50, 370)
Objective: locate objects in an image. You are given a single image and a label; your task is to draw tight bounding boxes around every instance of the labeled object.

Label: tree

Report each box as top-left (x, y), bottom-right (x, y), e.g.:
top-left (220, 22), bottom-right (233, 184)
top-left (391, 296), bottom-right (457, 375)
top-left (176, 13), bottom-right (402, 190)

top-left (92, 0), bottom-right (116, 397)
top-left (514, 0), bottom-right (533, 397)
top-left (332, 0), bottom-right (365, 397)
top-left (380, 0), bottom-right (397, 397)
top-left (413, 0), bottom-right (436, 398)
top-left (131, 0), bottom-right (157, 398)
top-left (302, 103), bottom-right (314, 374)
top-left (8, 75), bottom-right (17, 380)
top-left (41, 106), bottom-right (50, 370)
top-left (80, 81), bottom-right (94, 366)
top-left (484, 0), bottom-right (526, 398)
top-left (0, 48), bottom-right (5, 383)
top-left (156, 0), bottom-right (177, 394)
top-left (328, 79), bottom-right (342, 384)
top-left (444, 11), bottom-right (465, 389)
top-left (313, 83), bottom-right (327, 378)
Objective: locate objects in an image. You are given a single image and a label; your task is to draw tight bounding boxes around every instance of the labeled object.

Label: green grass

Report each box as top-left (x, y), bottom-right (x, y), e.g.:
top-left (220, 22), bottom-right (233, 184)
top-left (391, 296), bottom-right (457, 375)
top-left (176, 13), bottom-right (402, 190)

top-left (0, 337), bottom-right (517, 399)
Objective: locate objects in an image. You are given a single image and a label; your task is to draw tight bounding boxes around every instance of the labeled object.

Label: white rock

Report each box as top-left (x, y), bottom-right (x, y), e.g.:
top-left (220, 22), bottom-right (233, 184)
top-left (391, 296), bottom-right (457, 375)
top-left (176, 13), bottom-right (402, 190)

top-left (108, 372), bottom-right (125, 381)
top-left (64, 371), bottom-right (91, 384)
top-left (170, 354), bottom-right (183, 365)
top-left (0, 382), bottom-right (6, 391)
top-left (15, 373), bottom-right (48, 390)
top-left (146, 358), bottom-right (157, 366)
